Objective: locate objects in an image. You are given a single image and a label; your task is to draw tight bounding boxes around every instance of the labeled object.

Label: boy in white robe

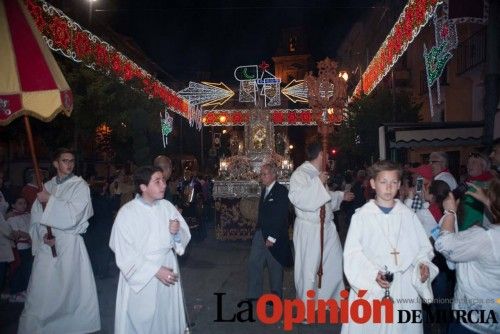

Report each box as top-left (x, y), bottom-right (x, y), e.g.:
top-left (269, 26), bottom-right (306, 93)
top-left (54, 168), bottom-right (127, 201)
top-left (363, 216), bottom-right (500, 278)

top-left (18, 148), bottom-right (100, 334)
top-left (342, 160), bottom-right (437, 334)
top-left (110, 165), bottom-right (191, 334)
top-left (289, 142), bottom-right (354, 308)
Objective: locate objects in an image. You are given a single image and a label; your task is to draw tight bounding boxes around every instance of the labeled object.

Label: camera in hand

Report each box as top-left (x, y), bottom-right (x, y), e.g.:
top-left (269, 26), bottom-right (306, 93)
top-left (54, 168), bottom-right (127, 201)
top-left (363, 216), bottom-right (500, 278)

top-left (452, 182), bottom-right (469, 199)
top-left (384, 271), bottom-right (394, 283)
top-left (415, 177), bottom-right (424, 193)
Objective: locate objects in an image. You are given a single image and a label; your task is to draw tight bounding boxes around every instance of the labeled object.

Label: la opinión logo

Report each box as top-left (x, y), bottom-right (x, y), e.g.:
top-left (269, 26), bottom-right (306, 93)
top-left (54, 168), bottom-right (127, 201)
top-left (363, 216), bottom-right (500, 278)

top-left (215, 289), bottom-right (394, 330)
top-left (214, 290), bottom-right (499, 331)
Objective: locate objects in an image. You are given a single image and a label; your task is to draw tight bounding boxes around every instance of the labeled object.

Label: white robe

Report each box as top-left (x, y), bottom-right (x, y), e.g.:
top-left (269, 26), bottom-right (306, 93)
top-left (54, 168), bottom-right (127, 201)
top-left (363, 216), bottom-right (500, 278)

top-left (435, 225), bottom-right (500, 334)
top-left (289, 161), bottom-right (345, 305)
top-left (109, 197), bottom-right (191, 334)
top-left (342, 200), bottom-right (437, 334)
top-left (7, 213), bottom-right (31, 250)
top-left (18, 175), bottom-right (100, 334)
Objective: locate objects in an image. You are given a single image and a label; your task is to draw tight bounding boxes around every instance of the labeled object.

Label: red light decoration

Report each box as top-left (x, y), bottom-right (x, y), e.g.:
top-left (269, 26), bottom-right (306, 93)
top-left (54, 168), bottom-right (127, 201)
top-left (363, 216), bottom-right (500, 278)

top-left (202, 109), bottom-right (318, 126)
top-left (353, 0), bottom-right (442, 97)
top-left (24, 0), bottom-right (190, 118)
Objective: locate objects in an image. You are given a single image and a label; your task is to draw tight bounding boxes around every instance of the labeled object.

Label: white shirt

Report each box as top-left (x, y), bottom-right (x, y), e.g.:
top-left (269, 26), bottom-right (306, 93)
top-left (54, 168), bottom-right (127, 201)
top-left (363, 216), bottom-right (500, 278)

top-left (435, 171), bottom-right (458, 190)
top-left (265, 181), bottom-right (276, 198)
top-left (7, 213), bottom-right (31, 250)
top-left (435, 225), bottom-right (500, 333)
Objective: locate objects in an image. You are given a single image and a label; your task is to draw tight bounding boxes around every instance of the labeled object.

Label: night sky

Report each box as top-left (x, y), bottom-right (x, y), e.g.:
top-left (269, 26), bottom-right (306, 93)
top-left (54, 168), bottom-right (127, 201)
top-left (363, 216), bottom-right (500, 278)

top-left (98, 0), bottom-right (378, 81)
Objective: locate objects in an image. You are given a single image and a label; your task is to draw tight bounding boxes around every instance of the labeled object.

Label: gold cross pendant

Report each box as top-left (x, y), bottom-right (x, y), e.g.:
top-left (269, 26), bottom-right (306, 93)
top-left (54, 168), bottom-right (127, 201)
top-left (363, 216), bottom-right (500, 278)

top-left (390, 248), bottom-right (400, 266)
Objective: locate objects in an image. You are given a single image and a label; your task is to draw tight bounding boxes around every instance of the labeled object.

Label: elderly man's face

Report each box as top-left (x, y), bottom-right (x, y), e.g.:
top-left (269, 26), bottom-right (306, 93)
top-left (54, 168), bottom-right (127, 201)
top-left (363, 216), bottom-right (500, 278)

top-left (467, 156), bottom-right (487, 177)
top-left (260, 167), bottom-right (276, 186)
top-left (429, 157), bottom-right (446, 176)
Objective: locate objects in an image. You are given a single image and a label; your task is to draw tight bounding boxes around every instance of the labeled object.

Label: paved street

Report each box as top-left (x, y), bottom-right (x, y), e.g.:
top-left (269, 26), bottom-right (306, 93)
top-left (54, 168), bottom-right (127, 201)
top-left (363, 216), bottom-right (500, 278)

top-left (1, 220), bottom-right (347, 334)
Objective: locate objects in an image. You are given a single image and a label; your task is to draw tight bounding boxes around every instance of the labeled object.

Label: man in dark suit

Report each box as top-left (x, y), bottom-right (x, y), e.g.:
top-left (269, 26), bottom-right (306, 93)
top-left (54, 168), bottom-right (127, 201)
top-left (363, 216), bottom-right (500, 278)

top-left (247, 163), bottom-right (293, 301)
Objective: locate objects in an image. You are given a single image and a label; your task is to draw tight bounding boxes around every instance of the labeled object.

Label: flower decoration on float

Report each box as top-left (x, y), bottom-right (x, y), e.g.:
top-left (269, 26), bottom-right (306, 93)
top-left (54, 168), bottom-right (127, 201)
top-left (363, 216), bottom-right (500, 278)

top-left (25, 0), bottom-right (190, 118)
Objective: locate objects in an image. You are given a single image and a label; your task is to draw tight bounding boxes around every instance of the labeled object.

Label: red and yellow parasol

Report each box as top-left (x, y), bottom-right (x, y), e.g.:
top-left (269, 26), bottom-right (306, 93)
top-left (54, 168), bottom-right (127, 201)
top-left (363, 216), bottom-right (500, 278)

top-left (1, 0), bottom-right (75, 256)
top-left (0, 0), bottom-right (72, 125)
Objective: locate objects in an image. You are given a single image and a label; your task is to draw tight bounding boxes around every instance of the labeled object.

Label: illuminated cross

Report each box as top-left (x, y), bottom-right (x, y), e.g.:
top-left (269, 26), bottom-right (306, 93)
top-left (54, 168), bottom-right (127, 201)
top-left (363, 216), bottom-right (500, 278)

top-left (390, 248), bottom-right (400, 266)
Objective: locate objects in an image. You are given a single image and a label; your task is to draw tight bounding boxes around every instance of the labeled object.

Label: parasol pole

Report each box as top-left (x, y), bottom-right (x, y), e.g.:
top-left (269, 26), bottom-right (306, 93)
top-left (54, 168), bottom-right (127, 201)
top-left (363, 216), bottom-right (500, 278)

top-left (23, 115), bottom-right (57, 257)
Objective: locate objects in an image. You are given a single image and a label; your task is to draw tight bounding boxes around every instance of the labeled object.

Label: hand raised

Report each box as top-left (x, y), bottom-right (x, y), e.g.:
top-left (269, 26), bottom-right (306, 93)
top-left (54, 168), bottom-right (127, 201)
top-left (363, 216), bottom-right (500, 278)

top-left (465, 182), bottom-right (490, 207)
top-left (420, 263), bottom-right (429, 283)
top-left (169, 219), bottom-right (180, 235)
top-left (37, 188), bottom-right (51, 204)
top-left (443, 192), bottom-right (458, 212)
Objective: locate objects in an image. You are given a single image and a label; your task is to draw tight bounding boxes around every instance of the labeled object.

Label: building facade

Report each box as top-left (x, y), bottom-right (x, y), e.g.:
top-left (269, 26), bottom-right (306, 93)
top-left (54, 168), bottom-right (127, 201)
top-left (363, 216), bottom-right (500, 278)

top-left (337, 0), bottom-right (496, 168)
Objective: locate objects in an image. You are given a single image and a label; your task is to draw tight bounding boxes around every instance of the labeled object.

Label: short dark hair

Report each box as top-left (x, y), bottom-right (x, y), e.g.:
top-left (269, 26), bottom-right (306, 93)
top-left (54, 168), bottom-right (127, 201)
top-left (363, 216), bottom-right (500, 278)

top-left (133, 166), bottom-right (163, 194)
top-left (306, 142), bottom-right (322, 161)
top-left (52, 148), bottom-right (75, 162)
top-left (368, 160), bottom-right (402, 180)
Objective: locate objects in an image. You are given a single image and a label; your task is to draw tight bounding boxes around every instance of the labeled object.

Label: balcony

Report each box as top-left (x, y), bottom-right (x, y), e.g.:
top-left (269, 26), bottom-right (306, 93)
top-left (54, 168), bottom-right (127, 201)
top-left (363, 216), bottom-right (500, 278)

top-left (456, 28), bottom-right (486, 75)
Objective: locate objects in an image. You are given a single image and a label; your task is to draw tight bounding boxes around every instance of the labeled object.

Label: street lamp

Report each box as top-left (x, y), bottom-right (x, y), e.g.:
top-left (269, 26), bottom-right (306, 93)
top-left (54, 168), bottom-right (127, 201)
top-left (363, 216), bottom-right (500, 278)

top-left (88, 0), bottom-right (97, 26)
top-left (338, 71), bottom-right (349, 82)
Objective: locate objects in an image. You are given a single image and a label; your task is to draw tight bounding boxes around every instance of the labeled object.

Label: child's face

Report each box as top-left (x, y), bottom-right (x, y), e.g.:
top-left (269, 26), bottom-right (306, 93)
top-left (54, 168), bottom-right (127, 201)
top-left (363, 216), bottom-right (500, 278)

top-left (370, 170), bottom-right (401, 204)
top-left (13, 198), bottom-right (27, 212)
top-left (140, 171), bottom-right (166, 202)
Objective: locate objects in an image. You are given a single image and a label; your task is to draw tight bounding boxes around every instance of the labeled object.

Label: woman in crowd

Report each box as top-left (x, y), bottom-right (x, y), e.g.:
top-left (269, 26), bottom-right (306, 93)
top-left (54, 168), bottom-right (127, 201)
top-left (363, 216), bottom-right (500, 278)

top-left (435, 178), bottom-right (500, 334)
top-left (414, 180), bottom-right (455, 334)
top-left (459, 152), bottom-right (495, 231)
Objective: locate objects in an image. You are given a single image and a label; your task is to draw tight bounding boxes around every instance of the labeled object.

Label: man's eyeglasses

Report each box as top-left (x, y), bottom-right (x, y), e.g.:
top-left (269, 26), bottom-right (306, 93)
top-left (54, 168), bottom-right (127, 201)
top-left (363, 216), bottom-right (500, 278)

top-left (429, 160), bottom-right (444, 164)
top-left (60, 159), bottom-right (75, 164)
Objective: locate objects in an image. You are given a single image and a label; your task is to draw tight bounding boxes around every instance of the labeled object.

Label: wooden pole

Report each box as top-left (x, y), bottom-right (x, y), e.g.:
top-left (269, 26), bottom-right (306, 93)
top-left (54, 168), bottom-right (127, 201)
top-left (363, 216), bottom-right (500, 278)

top-left (23, 115), bottom-right (57, 257)
top-left (317, 119), bottom-right (329, 289)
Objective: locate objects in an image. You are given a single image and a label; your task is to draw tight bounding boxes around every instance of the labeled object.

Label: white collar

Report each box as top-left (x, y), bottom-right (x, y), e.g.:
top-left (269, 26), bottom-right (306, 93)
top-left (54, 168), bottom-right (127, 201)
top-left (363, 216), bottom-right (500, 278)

top-left (266, 181), bottom-right (276, 192)
top-left (136, 194), bottom-right (159, 207)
